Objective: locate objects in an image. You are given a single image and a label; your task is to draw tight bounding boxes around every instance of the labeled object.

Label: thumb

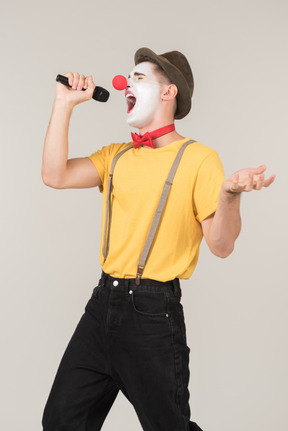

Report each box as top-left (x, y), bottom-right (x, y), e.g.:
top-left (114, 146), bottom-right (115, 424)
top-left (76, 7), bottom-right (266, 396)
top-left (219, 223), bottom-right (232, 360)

top-left (87, 75), bottom-right (95, 89)
top-left (255, 165), bottom-right (267, 174)
top-left (86, 75), bottom-right (96, 97)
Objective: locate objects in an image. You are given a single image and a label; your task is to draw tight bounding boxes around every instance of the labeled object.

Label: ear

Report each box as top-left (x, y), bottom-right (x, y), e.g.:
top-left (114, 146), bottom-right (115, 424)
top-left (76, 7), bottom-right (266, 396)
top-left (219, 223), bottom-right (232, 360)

top-left (161, 84), bottom-right (178, 102)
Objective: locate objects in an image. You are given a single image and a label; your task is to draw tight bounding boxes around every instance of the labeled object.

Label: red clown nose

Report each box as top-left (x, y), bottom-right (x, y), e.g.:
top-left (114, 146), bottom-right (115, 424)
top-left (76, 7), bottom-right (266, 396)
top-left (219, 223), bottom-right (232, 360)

top-left (112, 75), bottom-right (128, 91)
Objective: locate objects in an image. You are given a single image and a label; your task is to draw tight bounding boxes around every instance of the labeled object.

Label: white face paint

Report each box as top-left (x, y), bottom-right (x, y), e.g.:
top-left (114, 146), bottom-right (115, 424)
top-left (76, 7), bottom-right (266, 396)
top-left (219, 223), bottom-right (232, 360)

top-left (126, 62), bottom-right (162, 129)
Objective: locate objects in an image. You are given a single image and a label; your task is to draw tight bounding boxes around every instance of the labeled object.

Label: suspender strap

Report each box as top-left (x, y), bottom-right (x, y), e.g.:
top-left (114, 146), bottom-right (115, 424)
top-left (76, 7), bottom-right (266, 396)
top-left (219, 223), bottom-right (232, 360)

top-left (135, 139), bottom-right (195, 284)
top-left (102, 145), bottom-right (133, 261)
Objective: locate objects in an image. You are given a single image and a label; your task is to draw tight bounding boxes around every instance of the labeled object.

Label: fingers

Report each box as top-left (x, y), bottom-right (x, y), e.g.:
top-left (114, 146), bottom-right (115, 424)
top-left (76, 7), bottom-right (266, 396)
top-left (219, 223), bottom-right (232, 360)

top-left (232, 172), bottom-right (257, 192)
top-left (255, 164), bottom-right (267, 175)
top-left (64, 72), bottom-right (74, 87)
top-left (64, 72), bottom-right (91, 91)
top-left (245, 173), bottom-right (254, 191)
top-left (84, 76), bottom-right (89, 90)
top-left (263, 174), bottom-right (276, 188)
top-left (77, 74), bottom-right (86, 90)
top-left (254, 174), bottom-right (265, 190)
top-left (86, 75), bottom-right (96, 93)
top-left (229, 174), bottom-right (240, 192)
top-left (72, 73), bottom-right (85, 90)
top-left (253, 173), bottom-right (276, 190)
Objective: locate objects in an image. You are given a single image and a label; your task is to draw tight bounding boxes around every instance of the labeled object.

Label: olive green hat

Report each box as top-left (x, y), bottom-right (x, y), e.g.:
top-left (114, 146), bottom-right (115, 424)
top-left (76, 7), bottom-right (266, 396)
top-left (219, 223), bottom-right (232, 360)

top-left (134, 47), bottom-right (194, 119)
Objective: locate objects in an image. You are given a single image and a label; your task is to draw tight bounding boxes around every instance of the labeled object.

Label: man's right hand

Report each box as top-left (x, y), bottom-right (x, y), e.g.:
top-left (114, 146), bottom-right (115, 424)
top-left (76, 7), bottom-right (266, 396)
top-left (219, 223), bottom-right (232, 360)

top-left (56, 72), bottom-right (96, 107)
top-left (42, 72), bottom-right (101, 189)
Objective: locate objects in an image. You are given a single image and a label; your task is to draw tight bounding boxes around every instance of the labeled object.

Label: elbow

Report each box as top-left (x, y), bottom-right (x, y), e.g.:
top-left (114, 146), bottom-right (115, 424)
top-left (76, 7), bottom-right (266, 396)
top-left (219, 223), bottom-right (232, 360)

top-left (206, 231), bottom-right (240, 259)
top-left (41, 171), bottom-right (63, 189)
top-left (42, 170), bottom-right (50, 186)
top-left (216, 246), bottom-right (234, 259)
top-left (210, 243), bottom-right (235, 259)
top-left (42, 173), bottom-right (51, 187)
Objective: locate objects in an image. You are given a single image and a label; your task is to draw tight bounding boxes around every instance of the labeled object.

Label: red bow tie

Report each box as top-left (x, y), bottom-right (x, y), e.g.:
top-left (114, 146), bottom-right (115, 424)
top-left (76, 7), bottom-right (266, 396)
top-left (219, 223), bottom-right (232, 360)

top-left (131, 132), bottom-right (155, 149)
top-left (131, 124), bottom-right (175, 149)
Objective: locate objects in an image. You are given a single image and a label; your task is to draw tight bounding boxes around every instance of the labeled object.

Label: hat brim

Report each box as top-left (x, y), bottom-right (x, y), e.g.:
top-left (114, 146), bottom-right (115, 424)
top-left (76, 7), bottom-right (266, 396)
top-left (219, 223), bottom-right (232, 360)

top-left (134, 47), bottom-right (192, 119)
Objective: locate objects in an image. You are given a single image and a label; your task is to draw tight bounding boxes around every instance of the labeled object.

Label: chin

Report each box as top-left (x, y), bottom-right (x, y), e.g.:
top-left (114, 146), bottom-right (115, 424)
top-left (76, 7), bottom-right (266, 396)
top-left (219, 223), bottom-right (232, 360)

top-left (126, 115), bottom-right (154, 129)
top-left (126, 117), bottom-right (139, 128)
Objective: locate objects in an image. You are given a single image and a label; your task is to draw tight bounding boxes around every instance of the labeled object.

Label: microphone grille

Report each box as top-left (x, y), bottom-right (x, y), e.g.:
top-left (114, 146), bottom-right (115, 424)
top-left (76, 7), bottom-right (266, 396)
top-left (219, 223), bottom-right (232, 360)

top-left (93, 87), bottom-right (110, 102)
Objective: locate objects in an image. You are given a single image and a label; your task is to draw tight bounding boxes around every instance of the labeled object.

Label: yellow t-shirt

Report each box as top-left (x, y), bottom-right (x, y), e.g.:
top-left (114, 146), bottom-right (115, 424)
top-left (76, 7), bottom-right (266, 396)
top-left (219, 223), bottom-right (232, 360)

top-left (88, 137), bottom-right (225, 281)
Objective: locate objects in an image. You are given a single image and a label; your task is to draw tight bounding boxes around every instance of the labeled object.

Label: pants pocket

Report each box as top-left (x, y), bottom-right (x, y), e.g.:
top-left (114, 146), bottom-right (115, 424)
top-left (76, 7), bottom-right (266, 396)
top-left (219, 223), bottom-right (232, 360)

top-left (91, 278), bottom-right (104, 299)
top-left (131, 291), bottom-right (168, 317)
top-left (168, 296), bottom-right (187, 343)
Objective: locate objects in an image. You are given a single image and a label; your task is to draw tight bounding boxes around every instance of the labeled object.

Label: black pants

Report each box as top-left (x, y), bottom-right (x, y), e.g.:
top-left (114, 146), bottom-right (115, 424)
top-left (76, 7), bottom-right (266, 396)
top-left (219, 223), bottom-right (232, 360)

top-left (42, 272), bottom-right (203, 431)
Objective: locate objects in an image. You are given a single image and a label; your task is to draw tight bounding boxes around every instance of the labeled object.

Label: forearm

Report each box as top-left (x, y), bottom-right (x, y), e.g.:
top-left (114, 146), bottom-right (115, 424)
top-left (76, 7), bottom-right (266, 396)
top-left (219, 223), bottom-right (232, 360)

top-left (207, 184), bottom-right (242, 257)
top-left (41, 98), bottom-right (74, 186)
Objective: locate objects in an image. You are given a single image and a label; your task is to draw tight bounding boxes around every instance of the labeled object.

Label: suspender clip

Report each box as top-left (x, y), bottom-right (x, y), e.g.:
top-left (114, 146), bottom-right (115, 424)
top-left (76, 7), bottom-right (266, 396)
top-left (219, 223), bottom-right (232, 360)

top-left (136, 266), bottom-right (144, 285)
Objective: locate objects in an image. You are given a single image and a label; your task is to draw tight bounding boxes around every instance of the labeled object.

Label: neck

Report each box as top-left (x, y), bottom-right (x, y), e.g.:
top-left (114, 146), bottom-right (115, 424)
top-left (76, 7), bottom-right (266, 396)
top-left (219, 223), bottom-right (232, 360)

top-left (152, 131), bottom-right (185, 148)
top-left (139, 119), bottom-right (169, 136)
top-left (138, 123), bottom-right (185, 148)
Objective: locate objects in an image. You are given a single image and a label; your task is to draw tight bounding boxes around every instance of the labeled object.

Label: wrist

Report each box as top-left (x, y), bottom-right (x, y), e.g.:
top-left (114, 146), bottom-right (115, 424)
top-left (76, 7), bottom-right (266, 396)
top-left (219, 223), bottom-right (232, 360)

top-left (54, 96), bottom-right (75, 111)
top-left (220, 182), bottom-right (241, 201)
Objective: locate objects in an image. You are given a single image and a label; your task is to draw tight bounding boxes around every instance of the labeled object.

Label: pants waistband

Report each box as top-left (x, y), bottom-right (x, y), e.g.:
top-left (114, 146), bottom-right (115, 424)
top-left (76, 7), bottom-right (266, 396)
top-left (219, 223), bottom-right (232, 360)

top-left (100, 271), bottom-right (182, 297)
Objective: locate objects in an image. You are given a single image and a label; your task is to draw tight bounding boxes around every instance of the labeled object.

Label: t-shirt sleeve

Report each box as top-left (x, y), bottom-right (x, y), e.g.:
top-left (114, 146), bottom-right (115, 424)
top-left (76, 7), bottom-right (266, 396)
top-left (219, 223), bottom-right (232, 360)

top-left (88, 146), bottom-right (110, 193)
top-left (193, 150), bottom-right (225, 223)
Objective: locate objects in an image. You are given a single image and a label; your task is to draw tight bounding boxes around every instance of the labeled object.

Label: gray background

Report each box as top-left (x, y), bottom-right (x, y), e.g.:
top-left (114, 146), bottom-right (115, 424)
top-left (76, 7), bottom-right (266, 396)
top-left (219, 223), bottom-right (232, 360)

top-left (1, 0), bottom-right (287, 430)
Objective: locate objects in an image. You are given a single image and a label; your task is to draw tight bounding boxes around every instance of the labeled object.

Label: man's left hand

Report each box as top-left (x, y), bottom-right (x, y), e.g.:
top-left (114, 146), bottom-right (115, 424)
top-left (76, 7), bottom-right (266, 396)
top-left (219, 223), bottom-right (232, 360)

top-left (222, 165), bottom-right (276, 194)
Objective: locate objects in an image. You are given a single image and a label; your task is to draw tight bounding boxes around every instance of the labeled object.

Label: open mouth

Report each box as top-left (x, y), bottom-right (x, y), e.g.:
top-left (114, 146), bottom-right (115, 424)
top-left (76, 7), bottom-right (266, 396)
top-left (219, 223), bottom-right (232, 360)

top-left (126, 92), bottom-right (136, 113)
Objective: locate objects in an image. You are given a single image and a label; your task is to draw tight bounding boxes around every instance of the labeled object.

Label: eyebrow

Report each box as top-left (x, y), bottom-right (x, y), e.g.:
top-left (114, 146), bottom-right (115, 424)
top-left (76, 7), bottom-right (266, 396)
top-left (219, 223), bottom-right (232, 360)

top-left (128, 72), bottom-right (146, 78)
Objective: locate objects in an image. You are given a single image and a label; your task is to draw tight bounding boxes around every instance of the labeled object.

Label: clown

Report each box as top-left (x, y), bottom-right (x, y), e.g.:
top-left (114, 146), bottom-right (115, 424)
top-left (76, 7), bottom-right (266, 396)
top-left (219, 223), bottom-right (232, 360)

top-left (41, 47), bottom-right (275, 431)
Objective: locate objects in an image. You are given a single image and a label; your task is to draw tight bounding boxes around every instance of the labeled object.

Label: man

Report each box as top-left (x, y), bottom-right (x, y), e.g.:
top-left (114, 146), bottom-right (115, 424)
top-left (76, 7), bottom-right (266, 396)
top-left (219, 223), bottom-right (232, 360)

top-left (41, 48), bottom-right (275, 431)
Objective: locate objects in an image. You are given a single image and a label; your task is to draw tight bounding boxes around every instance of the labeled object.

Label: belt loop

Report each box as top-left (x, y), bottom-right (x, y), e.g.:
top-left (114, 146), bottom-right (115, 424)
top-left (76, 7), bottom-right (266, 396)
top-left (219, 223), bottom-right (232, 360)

top-left (101, 271), bottom-right (108, 285)
top-left (172, 278), bottom-right (180, 296)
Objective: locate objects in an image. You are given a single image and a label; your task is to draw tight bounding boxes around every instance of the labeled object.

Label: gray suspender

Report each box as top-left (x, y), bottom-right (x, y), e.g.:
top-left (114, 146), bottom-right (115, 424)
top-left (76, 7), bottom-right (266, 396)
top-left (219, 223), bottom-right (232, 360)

top-left (102, 139), bottom-right (196, 284)
top-left (102, 144), bottom-right (134, 260)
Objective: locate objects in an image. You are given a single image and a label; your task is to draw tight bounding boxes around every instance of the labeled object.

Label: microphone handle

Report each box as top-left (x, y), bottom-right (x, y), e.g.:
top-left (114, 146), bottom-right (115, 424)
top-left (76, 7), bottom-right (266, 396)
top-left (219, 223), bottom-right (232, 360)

top-left (56, 74), bottom-right (110, 102)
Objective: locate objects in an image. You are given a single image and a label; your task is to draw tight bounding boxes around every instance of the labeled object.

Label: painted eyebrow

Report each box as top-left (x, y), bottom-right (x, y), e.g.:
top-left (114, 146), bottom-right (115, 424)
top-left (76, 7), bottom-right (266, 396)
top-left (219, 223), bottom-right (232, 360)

top-left (127, 72), bottom-right (146, 78)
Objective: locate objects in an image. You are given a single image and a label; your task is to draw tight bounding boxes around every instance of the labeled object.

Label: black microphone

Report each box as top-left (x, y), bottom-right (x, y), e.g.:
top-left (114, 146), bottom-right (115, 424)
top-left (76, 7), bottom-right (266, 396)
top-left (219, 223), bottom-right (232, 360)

top-left (56, 74), bottom-right (110, 102)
